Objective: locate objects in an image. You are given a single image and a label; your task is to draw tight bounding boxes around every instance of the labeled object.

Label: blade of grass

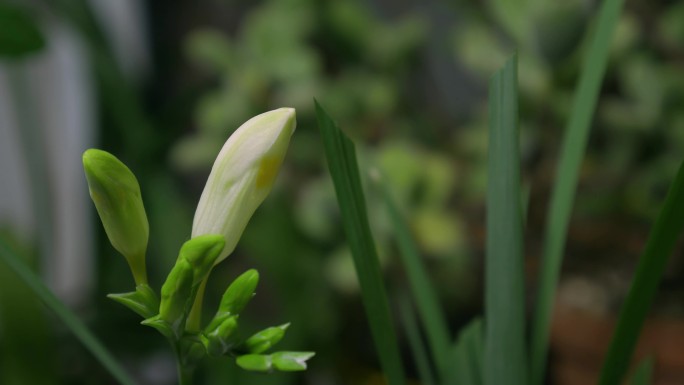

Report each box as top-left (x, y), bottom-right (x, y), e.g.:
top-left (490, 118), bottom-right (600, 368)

top-left (530, 0), bottom-right (626, 382)
top-left (0, 239), bottom-right (136, 385)
top-left (453, 318), bottom-right (484, 385)
top-left (629, 357), bottom-right (654, 385)
top-left (398, 296), bottom-right (437, 385)
top-left (484, 54), bottom-right (527, 385)
top-left (315, 100), bottom-right (406, 385)
top-left (376, 178), bottom-right (452, 383)
top-left (598, 159), bottom-right (684, 385)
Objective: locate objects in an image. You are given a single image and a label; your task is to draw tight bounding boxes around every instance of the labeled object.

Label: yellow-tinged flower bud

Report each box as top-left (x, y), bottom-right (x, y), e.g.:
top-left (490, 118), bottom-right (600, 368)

top-left (82, 149), bottom-right (149, 285)
top-left (191, 108), bottom-right (296, 264)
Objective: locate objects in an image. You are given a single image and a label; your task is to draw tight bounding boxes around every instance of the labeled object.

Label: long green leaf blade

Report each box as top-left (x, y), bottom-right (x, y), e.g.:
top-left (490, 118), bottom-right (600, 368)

top-left (0, 239), bottom-right (136, 385)
top-left (598, 159), bottom-right (684, 385)
top-left (398, 297), bottom-right (437, 385)
top-left (629, 357), bottom-right (654, 385)
top-left (378, 180), bottom-right (452, 383)
top-left (453, 318), bottom-right (484, 385)
top-left (484, 54), bottom-right (527, 385)
top-left (530, 0), bottom-right (626, 382)
top-left (315, 101), bottom-right (406, 385)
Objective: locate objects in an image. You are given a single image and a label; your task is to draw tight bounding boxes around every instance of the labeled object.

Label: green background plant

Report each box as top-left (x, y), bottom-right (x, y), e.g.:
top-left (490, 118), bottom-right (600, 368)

top-left (2, 0), bottom-right (684, 384)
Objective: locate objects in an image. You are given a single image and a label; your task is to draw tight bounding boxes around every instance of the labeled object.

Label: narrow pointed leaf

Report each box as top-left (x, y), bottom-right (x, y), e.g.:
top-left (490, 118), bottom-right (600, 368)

top-left (598, 159), bottom-right (684, 385)
top-left (531, 0), bottom-right (627, 382)
top-left (379, 179), bottom-right (451, 383)
top-left (316, 100), bottom-right (406, 385)
top-left (0, 239), bottom-right (135, 385)
top-left (453, 318), bottom-right (484, 385)
top-left (484, 54), bottom-right (527, 385)
top-left (398, 297), bottom-right (437, 385)
top-left (629, 357), bottom-right (653, 385)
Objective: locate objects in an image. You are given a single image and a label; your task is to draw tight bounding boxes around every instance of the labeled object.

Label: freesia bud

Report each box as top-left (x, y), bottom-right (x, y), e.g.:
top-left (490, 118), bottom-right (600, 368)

top-left (82, 149), bottom-right (149, 285)
top-left (243, 323), bottom-right (290, 354)
top-left (156, 234), bottom-right (225, 336)
top-left (217, 269), bottom-right (259, 316)
top-left (271, 352), bottom-right (315, 371)
top-left (236, 354), bottom-right (273, 372)
top-left (191, 108), bottom-right (296, 264)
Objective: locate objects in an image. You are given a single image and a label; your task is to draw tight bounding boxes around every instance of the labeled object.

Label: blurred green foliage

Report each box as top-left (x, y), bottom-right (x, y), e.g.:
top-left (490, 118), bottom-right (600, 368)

top-left (0, 3), bottom-right (45, 58)
top-left (2, 0), bottom-right (684, 384)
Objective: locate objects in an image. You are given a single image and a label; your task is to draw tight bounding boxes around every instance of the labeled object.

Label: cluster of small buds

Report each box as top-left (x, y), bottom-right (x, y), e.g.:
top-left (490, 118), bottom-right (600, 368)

top-left (82, 108), bottom-right (313, 379)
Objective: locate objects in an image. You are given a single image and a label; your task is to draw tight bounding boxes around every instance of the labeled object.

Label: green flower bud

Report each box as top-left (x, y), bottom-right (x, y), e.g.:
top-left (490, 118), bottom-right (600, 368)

top-left (218, 269), bottom-right (259, 316)
top-left (157, 235), bottom-right (225, 336)
top-left (271, 352), bottom-right (315, 371)
top-left (236, 354), bottom-right (273, 372)
top-left (235, 352), bottom-right (314, 373)
top-left (178, 234), bottom-right (226, 283)
top-left (192, 108), bottom-right (296, 264)
top-left (158, 259), bottom-right (194, 332)
top-left (201, 269), bottom-right (258, 346)
top-left (202, 314), bottom-right (239, 357)
top-left (243, 323), bottom-right (289, 354)
top-left (82, 149), bottom-right (149, 285)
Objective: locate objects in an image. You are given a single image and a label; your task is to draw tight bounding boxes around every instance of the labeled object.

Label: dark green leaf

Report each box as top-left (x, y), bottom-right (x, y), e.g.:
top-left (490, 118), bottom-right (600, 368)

top-left (530, 0), bottom-right (627, 382)
top-left (398, 297), bottom-right (437, 385)
top-left (629, 357), bottom-right (653, 385)
top-left (316, 100), bottom-right (406, 385)
top-left (378, 179), bottom-right (451, 383)
top-left (484, 54), bottom-right (527, 385)
top-left (453, 318), bottom-right (484, 385)
top-left (598, 159), bottom-right (684, 385)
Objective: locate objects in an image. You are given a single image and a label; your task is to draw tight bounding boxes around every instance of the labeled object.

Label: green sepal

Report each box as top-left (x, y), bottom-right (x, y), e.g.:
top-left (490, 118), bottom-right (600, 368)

top-left (271, 352), bottom-right (315, 371)
top-left (179, 333), bottom-right (206, 367)
top-left (141, 315), bottom-right (175, 339)
top-left (243, 323), bottom-right (289, 354)
top-left (202, 314), bottom-right (239, 357)
top-left (236, 354), bottom-right (273, 372)
top-left (107, 284), bottom-right (159, 319)
top-left (217, 269), bottom-right (259, 316)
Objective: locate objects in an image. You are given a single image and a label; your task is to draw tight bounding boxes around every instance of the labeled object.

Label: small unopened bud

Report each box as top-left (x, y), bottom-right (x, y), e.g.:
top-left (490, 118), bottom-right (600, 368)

top-left (82, 149), bottom-right (149, 285)
top-left (157, 235), bottom-right (225, 335)
top-left (244, 323), bottom-right (289, 354)
top-left (158, 261), bottom-right (193, 331)
top-left (192, 108), bottom-right (296, 264)
top-left (218, 269), bottom-right (259, 316)
top-left (271, 352), bottom-right (315, 371)
top-left (236, 354), bottom-right (273, 372)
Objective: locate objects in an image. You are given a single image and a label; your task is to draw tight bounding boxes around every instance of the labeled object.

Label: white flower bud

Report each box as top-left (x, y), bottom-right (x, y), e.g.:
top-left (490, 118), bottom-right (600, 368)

top-left (191, 108), bottom-right (296, 264)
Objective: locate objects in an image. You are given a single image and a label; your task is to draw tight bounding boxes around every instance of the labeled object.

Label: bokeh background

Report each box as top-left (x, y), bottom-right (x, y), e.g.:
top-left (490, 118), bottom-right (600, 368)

top-left (2, 0), bottom-right (684, 384)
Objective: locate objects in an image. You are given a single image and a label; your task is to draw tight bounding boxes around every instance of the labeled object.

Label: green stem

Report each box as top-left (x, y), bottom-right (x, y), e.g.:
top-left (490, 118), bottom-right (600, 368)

top-left (128, 252), bottom-right (148, 286)
top-left (177, 362), bottom-right (195, 385)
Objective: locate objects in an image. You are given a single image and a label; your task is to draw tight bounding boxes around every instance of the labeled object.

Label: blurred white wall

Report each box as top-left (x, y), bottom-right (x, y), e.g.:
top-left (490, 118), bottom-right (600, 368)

top-left (0, 0), bottom-right (148, 306)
